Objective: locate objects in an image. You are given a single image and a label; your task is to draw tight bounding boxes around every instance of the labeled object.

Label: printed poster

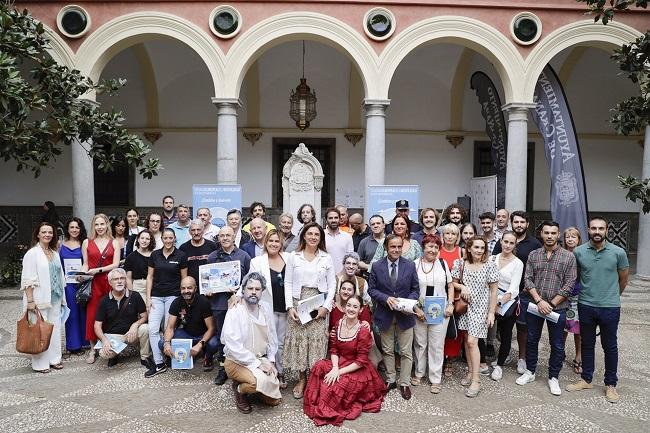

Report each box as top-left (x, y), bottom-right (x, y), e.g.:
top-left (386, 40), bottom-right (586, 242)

top-left (171, 339), bottom-right (194, 369)
top-left (198, 261), bottom-right (241, 295)
top-left (192, 184), bottom-right (242, 228)
top-left (368, 185), bottom-right (419, 223)
top-left (424, 296), bottom-right (446, 325)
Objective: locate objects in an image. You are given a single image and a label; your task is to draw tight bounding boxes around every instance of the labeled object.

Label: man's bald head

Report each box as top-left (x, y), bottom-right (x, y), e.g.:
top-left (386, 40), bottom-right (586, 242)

top-left (250, 217), bottom-right (267, 242)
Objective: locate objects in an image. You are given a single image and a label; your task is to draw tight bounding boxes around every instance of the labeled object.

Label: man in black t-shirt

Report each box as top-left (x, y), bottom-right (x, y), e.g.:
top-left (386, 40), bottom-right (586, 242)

top-left (94, 268), bottom-right (151, 368)
top-left (180, 219), bottom-right (218, 283)
top-left (159, 276), bottom-right (219, 372)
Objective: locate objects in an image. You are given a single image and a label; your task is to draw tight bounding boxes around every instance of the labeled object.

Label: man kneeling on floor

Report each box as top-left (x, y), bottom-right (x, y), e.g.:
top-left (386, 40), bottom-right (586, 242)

top-left (222, 272), bottom-right (282, 413)
top-left (150, 276), bottom-right (219, 377)
top-left (94, 268), bottom-right (151, 368)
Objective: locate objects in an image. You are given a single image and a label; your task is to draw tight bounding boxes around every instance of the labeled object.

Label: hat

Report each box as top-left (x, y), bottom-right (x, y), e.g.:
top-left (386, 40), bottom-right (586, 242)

top-left (396, 200), bottom-right (409, 209)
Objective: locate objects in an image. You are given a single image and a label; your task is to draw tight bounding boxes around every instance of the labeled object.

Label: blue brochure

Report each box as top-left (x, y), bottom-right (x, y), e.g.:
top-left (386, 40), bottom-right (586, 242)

top-left (424, 296), bottom-right (446, 325)
top-left (171, 339), bottom-right (194, 370)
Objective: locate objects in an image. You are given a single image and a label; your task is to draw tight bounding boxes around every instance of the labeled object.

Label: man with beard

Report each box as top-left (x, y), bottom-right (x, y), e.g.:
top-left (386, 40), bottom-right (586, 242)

top-left (349, 213), bottom-right (370, 251)
top-left (161, 195), bottom-right (177, 227)
top-left (494, 209), bottom-right (510, 240)
top-left (278, 212), bottom-right (295, 251)
top-left (226, 209), bottom-right (251, 248)
top-left (242, 202), bottom-right (276, 234)
top-left (94, 268), bottom-right (151, 368)
top-left (439, 203), bottom-right (466, 230)
top-left (412, 208), bottom-right (439, 247)
top-left (179, 219), bottom-right (217, 284)
top-left (324, 207), bottom-right (354, 273)
top-left (492, 210), bottom-right (541, 374)
top-left (207, 226), bottom-right (252, 385)
top-left (516, 221), bottom-right (576, 396)
top-left (358, 215), bottom-right (386, 279)
top-left (161, 276), bottom-right (219, 372)
top-left (196, 207), bottom-right (220, 242)
top-left (241, 217), bottom-right (267, 258)
top-left (222, 272), bottom-right (281, 413)
top-left (479, 212), bottom-right (498, 255)
top-left (567, 217), bottom-right (629, 403)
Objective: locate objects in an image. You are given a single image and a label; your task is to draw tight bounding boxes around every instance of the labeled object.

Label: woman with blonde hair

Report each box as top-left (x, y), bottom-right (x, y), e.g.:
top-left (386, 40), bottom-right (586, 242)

top-left (563, 227), bottom-right (583, 374)
top-left (81, 213), bottom-right (121, 364)
top-left (438, 223), bottom-right (463, 377)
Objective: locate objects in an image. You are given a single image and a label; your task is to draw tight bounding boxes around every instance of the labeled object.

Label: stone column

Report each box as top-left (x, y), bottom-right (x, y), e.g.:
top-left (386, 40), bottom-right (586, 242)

top-left (212, 98), bottom-right (241, 183)
top-left (502, 103), bottom-right (535, 212)
top-left (364, 99), bottom-right (390, 217)
top-left (72, 98), bottom-right (97, 225)
top-left (636, 125), bottom-right (650, 278)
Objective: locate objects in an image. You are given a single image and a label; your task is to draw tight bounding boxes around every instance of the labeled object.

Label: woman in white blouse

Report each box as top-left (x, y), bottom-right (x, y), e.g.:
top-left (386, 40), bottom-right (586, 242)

top-left (20, 222), bottom-right (66, 373)
top-left (412, 234), bottom-right (455, 393)
top-left (283, 222), bottom-right (336, 399)
top-left (490, 231), bottom-right (524, 381)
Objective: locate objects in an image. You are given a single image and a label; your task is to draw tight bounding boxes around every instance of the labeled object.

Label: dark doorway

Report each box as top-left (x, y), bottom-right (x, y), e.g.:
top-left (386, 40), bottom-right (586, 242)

top-left (93, 160), bottom-right (134, 207)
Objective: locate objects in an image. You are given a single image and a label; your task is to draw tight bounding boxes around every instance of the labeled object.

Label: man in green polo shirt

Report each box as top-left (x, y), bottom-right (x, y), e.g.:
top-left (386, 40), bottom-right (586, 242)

top-left (566, 217), bottom-right (629, 404)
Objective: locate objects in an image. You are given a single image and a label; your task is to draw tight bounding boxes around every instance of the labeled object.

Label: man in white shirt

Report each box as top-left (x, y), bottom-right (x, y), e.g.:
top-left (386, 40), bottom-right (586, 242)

top-left (222, 272), bottom-right (281, 413)
top-left (324, 207), bottom-right (353, 273)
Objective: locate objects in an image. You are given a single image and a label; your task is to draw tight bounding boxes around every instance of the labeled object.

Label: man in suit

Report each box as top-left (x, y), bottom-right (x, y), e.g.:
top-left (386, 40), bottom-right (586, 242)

top-left (368, 234), bottom-right (420, 400)
top-left (241, 218), bottom-right (267, 258)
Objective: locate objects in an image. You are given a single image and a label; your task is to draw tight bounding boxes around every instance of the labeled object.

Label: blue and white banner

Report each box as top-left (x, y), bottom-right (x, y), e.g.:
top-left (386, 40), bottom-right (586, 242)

top-left (368, 185), bottom-right (419, 223)
top-left (530, 65), bottom-right (589, 239)
top-left (192, 184), bottom-right (242, 228)
top-left (470, 71), bottom-right (507, 209)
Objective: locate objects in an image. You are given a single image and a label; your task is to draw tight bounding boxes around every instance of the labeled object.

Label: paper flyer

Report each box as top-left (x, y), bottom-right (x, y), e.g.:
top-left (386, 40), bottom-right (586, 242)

top-left (394, 297), bottom-right (418, 314)
top-left (171, 339), bottom-right (194, 369)
top-left (63, 258), bottom-right (82, 284)
top-left (423, 296), bottom-right (446, 325)
top-left (297, 293), bottom-right (325, 325)
top-left (198, 261), bottom-right (241, 295)
top-left (526, 302), bottom-right (560, 323)
top-left (94, 334), bottom-right (128, 354)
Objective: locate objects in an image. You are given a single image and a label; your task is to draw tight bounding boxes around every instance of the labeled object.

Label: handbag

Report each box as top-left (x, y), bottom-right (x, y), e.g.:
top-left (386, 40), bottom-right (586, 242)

top-left (16, 307), bottom-right (54, 354)
top-left (446, 313), bottom-right (459, 339)
top-left (453, 261), bottom-right (469, 315)
top-left (75, 242), bottom-right (110, 307)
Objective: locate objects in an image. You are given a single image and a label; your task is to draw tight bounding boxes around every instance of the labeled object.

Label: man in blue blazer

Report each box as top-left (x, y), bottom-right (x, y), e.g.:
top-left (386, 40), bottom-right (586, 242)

top-left (368, 234), bottom-right (420, 400)
top-left (240, 218), bottom-right (267, 258)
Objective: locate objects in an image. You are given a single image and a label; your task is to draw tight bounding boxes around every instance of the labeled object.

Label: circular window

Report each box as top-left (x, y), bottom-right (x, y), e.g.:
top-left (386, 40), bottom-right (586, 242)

top-left (510, 12), bottom-right (542, 46)
top-left (209, 5), bottom-right (242, 39)
top-left (56, 5), bottom-right (91, 38)
top-left (363, 8), bottom-right (396, 41)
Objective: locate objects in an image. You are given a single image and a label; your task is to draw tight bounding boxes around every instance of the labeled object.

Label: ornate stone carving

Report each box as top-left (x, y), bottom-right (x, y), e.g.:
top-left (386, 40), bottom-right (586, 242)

top-left (446, 134), bottom-right (464, 148)
top-left (282, 143), bottom-right (325, 228)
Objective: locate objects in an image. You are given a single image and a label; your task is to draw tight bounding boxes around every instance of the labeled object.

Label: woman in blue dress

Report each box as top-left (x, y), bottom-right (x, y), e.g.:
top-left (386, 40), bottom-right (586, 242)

top-left (59, 217), bottom-right (88, 353)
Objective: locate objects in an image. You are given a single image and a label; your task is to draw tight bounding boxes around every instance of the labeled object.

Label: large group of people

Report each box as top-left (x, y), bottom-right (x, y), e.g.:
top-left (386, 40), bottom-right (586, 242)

top-left (19, 197), bottom-right (630, 425)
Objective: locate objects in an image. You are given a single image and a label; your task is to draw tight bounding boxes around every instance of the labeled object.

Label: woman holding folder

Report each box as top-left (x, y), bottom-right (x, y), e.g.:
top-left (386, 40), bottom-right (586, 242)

top-left (283, 222), bottom-right (336, 399)
top-left (412, 234), bottom-right (455, 393)
top-left (489, 231), bottom-right (523, 382)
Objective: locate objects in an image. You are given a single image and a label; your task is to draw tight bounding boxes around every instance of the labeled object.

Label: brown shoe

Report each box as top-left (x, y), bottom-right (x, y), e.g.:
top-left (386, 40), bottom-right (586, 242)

top-left (605, 386), bottom-right (620, 404)
top-left (399, 385), bottom-right (412, 400)
top-left (232, 381), bottom-right (252, 413)
top-left (566, 379), bottom-right (593, 392)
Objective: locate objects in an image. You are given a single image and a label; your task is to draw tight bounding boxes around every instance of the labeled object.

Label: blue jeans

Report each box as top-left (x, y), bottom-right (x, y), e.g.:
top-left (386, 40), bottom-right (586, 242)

top-left (516, 294), bottom-right (530, 326)
top-left (525, 309), bottom-right (567, 379)
top-left (149, 296), bottom-right (176, 364)
top-left (157, 328), bottom-right (219, 360)
top-left (579, 304), bottom-right (620, 386)
top-left (211, 308), bottom-right (227, 363)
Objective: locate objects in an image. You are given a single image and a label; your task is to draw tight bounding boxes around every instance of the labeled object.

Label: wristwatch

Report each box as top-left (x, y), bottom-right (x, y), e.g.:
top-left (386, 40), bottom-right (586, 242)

top-left (199, 340), bottom-right (206, 347)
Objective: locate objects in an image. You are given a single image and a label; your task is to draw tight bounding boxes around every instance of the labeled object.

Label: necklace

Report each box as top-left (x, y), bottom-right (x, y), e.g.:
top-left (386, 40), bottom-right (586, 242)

top-left (419, 259), bottom-right (435, 274)
top-left (40, 244), bottom-right (53, 260)
top-left (343, 318), bottom-right (359, 331)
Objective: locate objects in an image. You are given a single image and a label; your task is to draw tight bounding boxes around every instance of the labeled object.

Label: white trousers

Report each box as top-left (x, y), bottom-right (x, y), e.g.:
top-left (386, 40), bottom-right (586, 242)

top-left (31, 302), bottom-right (62, 371)
top-left (413, 317), bottom-right (449, 384)
top-left (273, 312), bottom-right (287, 374)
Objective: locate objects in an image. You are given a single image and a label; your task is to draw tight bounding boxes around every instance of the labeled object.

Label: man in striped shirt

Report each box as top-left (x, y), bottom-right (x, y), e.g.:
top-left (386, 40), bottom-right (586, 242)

top-left (516, 220), bottom-right (576, 396)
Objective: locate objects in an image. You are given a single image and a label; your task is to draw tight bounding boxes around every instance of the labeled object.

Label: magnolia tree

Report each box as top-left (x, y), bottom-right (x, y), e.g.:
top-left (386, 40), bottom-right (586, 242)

top-left (0, 2), bottom-right (161, 178)
top-left (577, 1), bottom-right (650, 212)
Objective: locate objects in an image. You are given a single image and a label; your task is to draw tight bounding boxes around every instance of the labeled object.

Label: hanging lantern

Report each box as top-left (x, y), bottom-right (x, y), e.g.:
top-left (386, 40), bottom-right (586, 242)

top-left (289, 41), bottom-right (317, 131)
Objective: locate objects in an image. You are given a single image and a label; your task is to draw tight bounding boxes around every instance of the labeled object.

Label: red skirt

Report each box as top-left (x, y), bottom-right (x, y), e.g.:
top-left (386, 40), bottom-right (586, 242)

top-left (85, 273), bottom-right (111, 341)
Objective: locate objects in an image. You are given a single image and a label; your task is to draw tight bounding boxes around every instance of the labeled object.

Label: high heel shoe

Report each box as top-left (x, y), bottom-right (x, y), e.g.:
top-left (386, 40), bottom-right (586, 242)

top-left (465, 380), bottom-right (481, 398)
top-left (460, 373), bottom-right (472, 387)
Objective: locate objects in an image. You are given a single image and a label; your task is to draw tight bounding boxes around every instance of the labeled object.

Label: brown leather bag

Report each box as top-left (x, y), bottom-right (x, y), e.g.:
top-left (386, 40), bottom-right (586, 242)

top-left (16, 307), bottom-right (54, 354)
top-left (454, 261), bottom-right (469, 315)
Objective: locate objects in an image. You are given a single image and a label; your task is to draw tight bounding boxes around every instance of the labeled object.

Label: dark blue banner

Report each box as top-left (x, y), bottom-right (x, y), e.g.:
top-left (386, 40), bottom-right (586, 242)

top-left (470, 72), bottom-right (507, 209)
top-left (530, 65), bottom-right (589, 239)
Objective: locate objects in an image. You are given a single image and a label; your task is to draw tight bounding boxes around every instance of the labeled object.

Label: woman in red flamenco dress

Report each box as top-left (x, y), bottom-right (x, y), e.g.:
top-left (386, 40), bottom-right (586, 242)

top-left (304, 294), bottom-right (386, 426)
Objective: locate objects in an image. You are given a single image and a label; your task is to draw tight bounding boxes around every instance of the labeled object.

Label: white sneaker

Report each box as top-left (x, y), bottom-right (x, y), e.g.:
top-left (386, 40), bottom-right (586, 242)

top-left (516, 370), bottom-right (535, 386)
top-left (516, 359), bottom-right (527, 374)
top-left (491, 365), bottom-right (503, 381)
top-left (548, 378), bottom-right (562, 396)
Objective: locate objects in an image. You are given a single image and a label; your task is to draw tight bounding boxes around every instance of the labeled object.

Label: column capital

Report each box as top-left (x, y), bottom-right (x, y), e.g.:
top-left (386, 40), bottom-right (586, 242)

top-left (501, 102), bottom-right (536, 112)
top-left (212, 97), bottom-right (242, 108)
top-left (364, 99), bottom-right (390, 117)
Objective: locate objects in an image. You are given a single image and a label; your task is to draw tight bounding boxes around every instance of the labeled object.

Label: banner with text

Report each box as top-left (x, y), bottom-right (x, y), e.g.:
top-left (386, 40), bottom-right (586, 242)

top-left (192, 184), bottom-right (242, 228)
top-left (530, 65), bottom-right (589, 239)
top-left (368, 185), bottom-right (419, 223)
top-left (470, 71), bottom-right (507, 209)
